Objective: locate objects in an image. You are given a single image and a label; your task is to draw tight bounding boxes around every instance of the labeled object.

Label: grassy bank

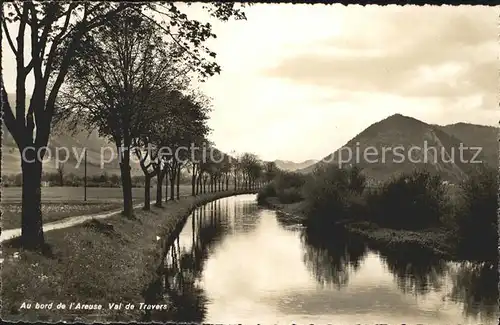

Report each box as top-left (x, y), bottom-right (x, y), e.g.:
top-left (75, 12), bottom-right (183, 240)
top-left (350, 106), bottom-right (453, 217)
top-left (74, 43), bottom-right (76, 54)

top-left (1, 189), bottom-right (257, 323)
top-left (259, 196), bottom-right (307, 225)
top-left (344, 221), bottom-right (456, 258)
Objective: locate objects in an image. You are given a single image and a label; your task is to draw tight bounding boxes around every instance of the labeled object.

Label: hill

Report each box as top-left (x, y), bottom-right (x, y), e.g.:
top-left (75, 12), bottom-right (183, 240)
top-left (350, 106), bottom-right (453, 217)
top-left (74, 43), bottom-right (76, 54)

top-left (298, 114), bottom-right (493, 183)
top-left (2, 122), bottom-right (142, 177)
top-left (274, 159), bottom-right (318, 171)
top-left (437, 122), bottom-right (498, 168)
top-left (3, 94), bottom-right (139, 176)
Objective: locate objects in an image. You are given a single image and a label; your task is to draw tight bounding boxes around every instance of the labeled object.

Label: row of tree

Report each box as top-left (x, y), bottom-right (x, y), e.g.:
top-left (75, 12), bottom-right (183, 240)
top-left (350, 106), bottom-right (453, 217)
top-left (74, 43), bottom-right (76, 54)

top-left (139, 150), bottom-right (269, 211)
top-left (2, 2), bottom-right (249, 249)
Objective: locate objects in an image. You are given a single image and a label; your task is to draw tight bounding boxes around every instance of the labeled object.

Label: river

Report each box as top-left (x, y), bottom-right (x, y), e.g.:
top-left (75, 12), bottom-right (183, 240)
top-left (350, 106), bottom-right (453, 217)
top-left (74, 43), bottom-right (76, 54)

top-left (145, 194), bottom-right (498, 324)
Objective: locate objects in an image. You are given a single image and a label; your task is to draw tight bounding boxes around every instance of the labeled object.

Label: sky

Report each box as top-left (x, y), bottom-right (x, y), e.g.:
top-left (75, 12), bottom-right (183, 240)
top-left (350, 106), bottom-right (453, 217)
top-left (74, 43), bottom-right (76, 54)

top-left (194, 4), bottom-right (498, 161)
top-left (3, 4), bottom-right (498, 162)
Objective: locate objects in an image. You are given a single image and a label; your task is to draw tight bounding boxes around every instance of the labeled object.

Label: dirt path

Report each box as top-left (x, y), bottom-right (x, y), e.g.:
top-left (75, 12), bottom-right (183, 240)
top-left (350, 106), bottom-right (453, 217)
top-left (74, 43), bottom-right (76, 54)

top-left (0, 197), bottom-right (187, 242)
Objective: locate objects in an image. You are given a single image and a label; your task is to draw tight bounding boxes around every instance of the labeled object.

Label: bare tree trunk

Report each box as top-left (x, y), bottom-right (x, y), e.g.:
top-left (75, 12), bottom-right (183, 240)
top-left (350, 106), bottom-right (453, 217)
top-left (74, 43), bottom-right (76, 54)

top-left (58, 168), bottom-right (64, 186)
top-left (120, 149), bottom-right (133, 218)
top-left (164, 166), bottom-right (169, 203)
top-left (191, 165), bottom-right (197, 196)
top-left (170, 166), bottom-right (176, 201)
top-left (196, 173), bottom-right (201, 195)
top-left (156, 168), bottom-right (164, 207)
top-left (21, 159), bottom-right (45, 249)
top-left (144, 175), bottom-right (151, 210)
top-left (176, 166), bottom-right (181, 200)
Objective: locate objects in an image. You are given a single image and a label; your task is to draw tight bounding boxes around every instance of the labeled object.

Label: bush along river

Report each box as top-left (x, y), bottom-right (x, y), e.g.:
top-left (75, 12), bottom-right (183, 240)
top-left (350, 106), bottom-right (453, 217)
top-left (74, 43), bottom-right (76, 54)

top-left (142, 194), bottom-right (499, 324)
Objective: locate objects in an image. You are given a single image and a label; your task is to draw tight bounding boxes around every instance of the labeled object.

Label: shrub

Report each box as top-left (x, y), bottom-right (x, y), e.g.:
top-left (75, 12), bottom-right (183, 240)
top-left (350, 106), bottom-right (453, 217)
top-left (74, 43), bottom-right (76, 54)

top-left (131, 175), bottom-right (145, 188)
top-left (109, 174), bottom-right (121, 186)
top-left (277, 187), bottom-right (303, 204)
top-left (275, 171), bottom-right (306, 190)
top-left (14, 173), bottom-right (23, 186)
top-left (63, 173), bottom-right (83, 187)
top-left (455, 168), bottom-right (497, 262)
top-left (346, 166), bottom-right (366, 195)
top-left (303, 164), bottom-right (367, 229)
top-left (257, 183), bottom-right (277, 204)
top-left (1, 174), bottom-right (19, 186)
top-left (368, 170), bottom-right (446, 230)
top-left (344, 191), bottom-right (368, 220)
top-left (257, 170), bottom-right (307, 205)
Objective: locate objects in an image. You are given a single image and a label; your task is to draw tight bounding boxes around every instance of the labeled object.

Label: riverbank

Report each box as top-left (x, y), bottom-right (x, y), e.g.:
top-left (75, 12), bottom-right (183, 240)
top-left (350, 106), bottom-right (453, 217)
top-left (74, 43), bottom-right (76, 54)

top-left (258, 196), bottom-right (458, 259)
top-left (344, 221), bottom-right (457, 258)
top-left (1, 190), bottom-right (257, 322)
top-left (258, 196), bottom-right (307, 225)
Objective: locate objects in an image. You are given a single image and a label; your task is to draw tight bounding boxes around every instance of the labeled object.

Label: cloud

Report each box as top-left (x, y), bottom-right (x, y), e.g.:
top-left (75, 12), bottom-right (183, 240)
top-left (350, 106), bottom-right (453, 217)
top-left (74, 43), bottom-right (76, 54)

top-left (263, 6), bottom-right (497, 111)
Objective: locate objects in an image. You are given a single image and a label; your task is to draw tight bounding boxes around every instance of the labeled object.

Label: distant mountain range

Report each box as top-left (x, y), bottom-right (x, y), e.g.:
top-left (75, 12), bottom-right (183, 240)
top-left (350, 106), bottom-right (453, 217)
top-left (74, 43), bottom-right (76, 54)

top-left (2, 121), bottom-right (142, 176)
top-left (2, 93), bottom-right (141, 176)
top-left (273, 159), bottom-right (318, 172)
top-left (437, 122), bottom-right (498, 169)
top-left (298, 114), bottom-right (498, 183)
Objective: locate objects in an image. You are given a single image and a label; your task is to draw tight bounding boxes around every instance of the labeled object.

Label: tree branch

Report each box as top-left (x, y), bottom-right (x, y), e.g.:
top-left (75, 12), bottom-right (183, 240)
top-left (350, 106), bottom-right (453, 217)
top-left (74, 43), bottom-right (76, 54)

top-left (2, 18), bottom-right (17, 55)
top-left (1, 83), bottom-right (20, 144)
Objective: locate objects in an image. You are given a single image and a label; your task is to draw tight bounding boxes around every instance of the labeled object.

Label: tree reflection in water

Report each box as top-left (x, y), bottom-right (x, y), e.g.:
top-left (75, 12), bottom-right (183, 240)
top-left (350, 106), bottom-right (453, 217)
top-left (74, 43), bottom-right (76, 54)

top-left (232, 200), bottom-right (260, 233)
top-left (144, 200), bottom-right (229, 322)
top-left (378, 247), bottom-right (448, 296)
top-left (378, 245), bottom-right (498, 322)
top-left (449, 262), bottom-right (499, 321)
top-left (301, 227), bottom-right (368, 289)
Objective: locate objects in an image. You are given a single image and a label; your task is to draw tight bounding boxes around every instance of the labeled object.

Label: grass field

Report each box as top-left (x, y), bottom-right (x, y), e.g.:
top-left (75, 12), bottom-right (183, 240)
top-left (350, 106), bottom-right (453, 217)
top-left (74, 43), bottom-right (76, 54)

top-left (1, 185), bottom-right (192, 203)
top-left (1, 185), bottom-right (193, 230)
top-left (1, 202), bottom-right (125, 230)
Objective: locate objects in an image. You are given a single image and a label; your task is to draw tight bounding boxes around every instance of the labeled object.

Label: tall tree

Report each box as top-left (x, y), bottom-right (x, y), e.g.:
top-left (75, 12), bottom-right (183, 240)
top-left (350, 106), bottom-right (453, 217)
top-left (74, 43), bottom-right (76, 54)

top-left (264, 161), bottom-right (278, 184)
top-left (220, 155), bottom-right (232, 191)
top-left (160, 91), bottom-right (211, 201)
top-left (134, 88), bottom-right (193, 210)
top-left (2, 2), bottom-right (132, 248)
top-left (239, 153), bottom-right (259, 189)
top-left (61, 10), bottom-right (189, 217)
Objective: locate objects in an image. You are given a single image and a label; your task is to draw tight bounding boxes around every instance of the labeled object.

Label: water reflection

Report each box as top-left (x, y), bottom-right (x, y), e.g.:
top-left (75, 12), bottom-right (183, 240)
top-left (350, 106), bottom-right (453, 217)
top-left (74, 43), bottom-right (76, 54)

top-left (372, 245), bottom-right (499, 321)
top-left (301, 227), bottom-right (367, 289)
top-left (144, 195), bottom-right (261, 322)
top-left (144, 200), bottom-right (229, 322)
top-left (449, 262), bottom-right (499, 321)
top-left (143, 195), bottom-right (498, 324)
top-left (378, 247), bottom-right (449, 296)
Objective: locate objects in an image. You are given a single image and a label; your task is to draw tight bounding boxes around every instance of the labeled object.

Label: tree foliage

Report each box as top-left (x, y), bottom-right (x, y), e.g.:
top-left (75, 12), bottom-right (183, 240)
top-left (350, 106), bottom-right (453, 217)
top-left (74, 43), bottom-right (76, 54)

top-left (455, 168), bottom-right (498, 262)
top-left (368, 170), bottom-right (446, 230)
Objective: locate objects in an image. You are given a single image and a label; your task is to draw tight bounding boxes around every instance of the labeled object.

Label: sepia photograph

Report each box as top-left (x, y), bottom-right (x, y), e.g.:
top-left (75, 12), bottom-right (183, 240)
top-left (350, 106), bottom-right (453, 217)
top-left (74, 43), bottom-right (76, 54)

top-left (1, 1), bottom-right (499, 324)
